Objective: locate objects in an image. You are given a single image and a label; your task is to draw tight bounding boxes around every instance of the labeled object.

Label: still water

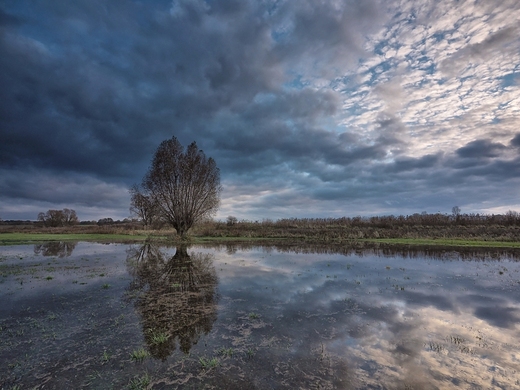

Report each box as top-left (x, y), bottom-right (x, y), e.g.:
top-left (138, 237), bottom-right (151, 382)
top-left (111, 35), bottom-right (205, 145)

top-left (1, 242), bottom-right (519, 389)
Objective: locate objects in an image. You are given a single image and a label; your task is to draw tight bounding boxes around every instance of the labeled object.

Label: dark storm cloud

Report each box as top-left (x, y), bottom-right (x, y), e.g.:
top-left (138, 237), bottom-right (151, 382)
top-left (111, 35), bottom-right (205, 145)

top-left (386, 154), bottom-right (441, 173)
top-left (474, 306), bottom-right (520, 329)
top-left (1, 0), bottom-right (520, 220)
top-left (511, 133), bottom-right (520, 148)
top-left (456, 140), bottom-right (507, 159)
top-left (0, 7), bottom-right (21, 27)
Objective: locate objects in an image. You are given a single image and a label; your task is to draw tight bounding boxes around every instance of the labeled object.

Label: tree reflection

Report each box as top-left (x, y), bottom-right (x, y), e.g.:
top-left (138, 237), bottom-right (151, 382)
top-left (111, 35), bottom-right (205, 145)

top-left (34, 241), bottom-right (76, 257)
top-left (126, 244), bottom-right (218, 360)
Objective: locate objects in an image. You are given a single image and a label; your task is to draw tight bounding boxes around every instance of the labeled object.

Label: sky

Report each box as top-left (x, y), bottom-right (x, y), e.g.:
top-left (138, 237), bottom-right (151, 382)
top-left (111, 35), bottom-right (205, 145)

top-left (1, 0), bottom-right (520, 222)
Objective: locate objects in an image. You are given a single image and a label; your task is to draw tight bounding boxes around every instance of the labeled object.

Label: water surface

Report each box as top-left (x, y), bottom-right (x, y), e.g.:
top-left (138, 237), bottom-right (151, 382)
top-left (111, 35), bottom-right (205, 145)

top-left (1, 242), bottom-right (520, 389)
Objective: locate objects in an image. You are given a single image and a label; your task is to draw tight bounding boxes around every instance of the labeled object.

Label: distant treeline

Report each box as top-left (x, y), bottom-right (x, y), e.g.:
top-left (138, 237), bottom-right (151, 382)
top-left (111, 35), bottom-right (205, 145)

top-left (198, 211), bottom-right (520, 242)
top-left (0, 218), bottom-right (138, 226)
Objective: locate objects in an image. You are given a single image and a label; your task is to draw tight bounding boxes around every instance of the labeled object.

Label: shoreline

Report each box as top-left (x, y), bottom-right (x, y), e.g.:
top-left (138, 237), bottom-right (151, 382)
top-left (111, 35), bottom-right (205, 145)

top-left (2, 232), bottom-right (520, 248)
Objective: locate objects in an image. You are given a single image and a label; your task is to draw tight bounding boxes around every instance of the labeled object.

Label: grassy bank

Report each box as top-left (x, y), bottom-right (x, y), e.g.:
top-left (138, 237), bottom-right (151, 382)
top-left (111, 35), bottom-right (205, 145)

top-left (2, 231), bottom-right (520, 249)
top-left (0, 232), bottom-right (288, 246)
top-left (361, 238), bottom-right (520, 248)
top-left (0, 233), bottom-right (151, 245)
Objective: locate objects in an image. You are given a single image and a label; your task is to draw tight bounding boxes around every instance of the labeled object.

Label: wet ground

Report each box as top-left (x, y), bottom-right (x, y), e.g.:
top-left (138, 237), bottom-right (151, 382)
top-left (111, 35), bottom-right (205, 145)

top-left (1, 242), bottom-right (520, 389)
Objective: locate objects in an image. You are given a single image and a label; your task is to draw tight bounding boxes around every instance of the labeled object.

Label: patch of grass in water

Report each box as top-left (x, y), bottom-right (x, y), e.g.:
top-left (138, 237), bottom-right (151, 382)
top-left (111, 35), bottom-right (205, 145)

top-left (148, 329), bottom-right (169, 345)
top-left (199, 356), bottom-right (219, 370)
top-left (128, 373), bottom-right (150, 390)
top-left (217, 347), bottom-right (234, 358)
top-left (130, 348), bottom-right (149, 362)
top-left (101, 350), bottom-right (111, 364)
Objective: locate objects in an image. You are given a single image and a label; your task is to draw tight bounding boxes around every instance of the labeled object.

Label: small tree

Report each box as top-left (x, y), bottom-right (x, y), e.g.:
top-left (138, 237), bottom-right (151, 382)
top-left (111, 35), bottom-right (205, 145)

top-left (226, 216), bottom-right (238, 226)
top-left (37, 209), bottom-right (78, 227)
top-left (129, 184), bottom-right (158, 227)
top-left (452, 206), bottom-right (461, 217)
top-left (97, 218), bottom-right (114, 226)
top-left (138, 136), bottom-right (222, 238)
top-left (63, 208), bottom-right (79, 225)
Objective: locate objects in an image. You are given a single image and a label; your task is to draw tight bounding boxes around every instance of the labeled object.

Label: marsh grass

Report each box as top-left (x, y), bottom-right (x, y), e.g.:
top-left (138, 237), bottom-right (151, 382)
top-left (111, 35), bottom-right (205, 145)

top-left (248, 312), bottom-right (259, 320)
top-left (0, 232), bottom-right (150, 245)
top-left (148, 329), bottom-right (169, 345)
top-left (3, 218), bottom-right (520, 247)
top-left (130, 348), bottom-right (149, 362)
top-left (217, 347), bottom-right (234, 358)
top-left (128, 373), bottom-right (150, 390)
top-left (101, 350), bottom-right (111, 364)
top-left (199, 357), bottom-right (219, 370)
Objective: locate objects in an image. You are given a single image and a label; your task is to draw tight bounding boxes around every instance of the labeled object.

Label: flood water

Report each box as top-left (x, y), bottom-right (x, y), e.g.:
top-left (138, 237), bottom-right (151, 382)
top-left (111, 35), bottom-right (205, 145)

top-left (1, 242), bottom-right (520, 389)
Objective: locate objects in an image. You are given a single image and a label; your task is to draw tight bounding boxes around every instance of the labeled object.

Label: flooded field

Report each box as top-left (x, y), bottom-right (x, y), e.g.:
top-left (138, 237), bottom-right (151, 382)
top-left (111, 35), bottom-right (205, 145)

top-left (1, 242), bottom-right (520, 389)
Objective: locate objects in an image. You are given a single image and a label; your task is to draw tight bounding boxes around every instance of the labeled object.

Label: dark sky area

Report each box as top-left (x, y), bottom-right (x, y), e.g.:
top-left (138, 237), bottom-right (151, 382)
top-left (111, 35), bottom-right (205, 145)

top-left (1, 0), bottom-right (519, 221)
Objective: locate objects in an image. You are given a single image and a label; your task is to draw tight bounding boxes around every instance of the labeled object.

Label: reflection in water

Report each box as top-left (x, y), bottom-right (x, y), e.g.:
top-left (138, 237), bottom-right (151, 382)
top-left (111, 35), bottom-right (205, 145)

top-left (205, 243), bottom-right (520, 389)
top-left (126, 244), bottom-right (218, 359)
top-left (203, 241), bottom-right (520, 261)
top-left (34, 241), bottom-right (77, 257)
top-left (4, 242), bottom-right (520, 388)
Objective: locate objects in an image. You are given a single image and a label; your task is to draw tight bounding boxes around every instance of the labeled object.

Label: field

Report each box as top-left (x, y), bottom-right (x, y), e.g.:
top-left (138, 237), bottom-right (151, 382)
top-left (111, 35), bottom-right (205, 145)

top-left (2, 213), bottom-right (520, 248)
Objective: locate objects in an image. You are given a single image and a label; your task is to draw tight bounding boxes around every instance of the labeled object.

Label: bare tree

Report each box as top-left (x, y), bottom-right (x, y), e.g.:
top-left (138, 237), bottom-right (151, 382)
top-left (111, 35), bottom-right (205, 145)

top-left (129, 184), bottom-right (157, 227)
top-left (452, 206), bottom-right (461, 216)
top-left (63, 208), bottom-right (79, 225)
top-left (138, 136), bottom-right (221, 238)
top-left (38, 209), bottom-right (79, 227)
top-left (226, 215), bottom-right (238, 226)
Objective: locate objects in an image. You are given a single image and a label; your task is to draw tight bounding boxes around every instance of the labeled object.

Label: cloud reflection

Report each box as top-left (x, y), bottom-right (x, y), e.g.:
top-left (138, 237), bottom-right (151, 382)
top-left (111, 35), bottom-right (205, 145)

top-left (206, 244), bottom-right (520, 388)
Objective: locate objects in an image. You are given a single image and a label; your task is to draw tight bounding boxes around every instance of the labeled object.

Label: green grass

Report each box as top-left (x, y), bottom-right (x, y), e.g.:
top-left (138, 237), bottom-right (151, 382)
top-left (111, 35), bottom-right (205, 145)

top-left (199, 357), bottom-right (219, 370)
top-left (2, 232), bottom-right (520, 248)
top-left (148, 329), bottom-right (169, 345)
top-left (0, 233), bottom-right (150, 245)
top-left (101, 350), bottom-right (111, 364)
top-left (217, 347), bottom-right (234, 358)
top-left (130, 348), bottom-right (149, 362)
top-left (128, 373), bottom-right (150, 390)
top-left (362, 238), bottom-right (520, 248)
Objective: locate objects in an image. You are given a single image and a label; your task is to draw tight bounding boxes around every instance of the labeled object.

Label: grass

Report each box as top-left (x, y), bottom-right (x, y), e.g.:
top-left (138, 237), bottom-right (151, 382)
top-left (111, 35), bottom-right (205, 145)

top-left (101, 350), bottom-right (111, 364)
top-left (130, 348), bottom-right (149, 362)
top-left (248, 312), bottom-right (259, 320)
top-left (362, 238), bottom-right (520, 248)
top-left (199, 357), bottom-right (219, 370)
top-left (2, 231), bottom-right (520, 249)
top-left (128, 373), bottom-right (150, 390)
top-left (217, 347), bottom-right (234, 358)
top-left (148, 329), bottom-right (169, 345)
top-left (0, 233), bottom-right (150, 245)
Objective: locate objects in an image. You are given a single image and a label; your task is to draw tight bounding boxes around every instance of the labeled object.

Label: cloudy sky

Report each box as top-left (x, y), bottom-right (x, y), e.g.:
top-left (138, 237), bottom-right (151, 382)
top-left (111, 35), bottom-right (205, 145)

top-left (1, 0), bottom-right (520, 222)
